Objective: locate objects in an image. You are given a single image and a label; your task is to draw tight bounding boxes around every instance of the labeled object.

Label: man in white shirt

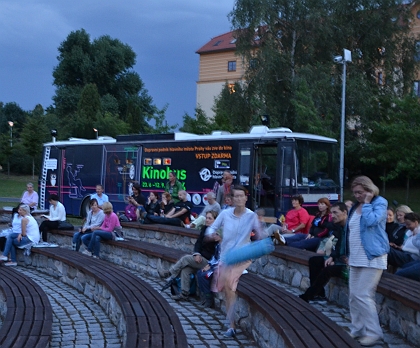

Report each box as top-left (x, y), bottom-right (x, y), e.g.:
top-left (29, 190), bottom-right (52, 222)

top-left (90, 184), bottom-right (109, 209)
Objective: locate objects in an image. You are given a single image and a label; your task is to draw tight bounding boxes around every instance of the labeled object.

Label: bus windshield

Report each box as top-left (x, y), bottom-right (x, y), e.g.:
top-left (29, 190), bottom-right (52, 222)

top-left (295, 140), bottom-right (338, 190)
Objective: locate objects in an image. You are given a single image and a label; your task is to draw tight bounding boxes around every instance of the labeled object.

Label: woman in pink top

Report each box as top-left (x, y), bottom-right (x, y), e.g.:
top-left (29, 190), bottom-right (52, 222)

top-left (81, 202), bottom-right (120, 258)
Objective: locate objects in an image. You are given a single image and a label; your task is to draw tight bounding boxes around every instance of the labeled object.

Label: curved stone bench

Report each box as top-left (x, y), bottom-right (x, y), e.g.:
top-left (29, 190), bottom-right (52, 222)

top-left (46, 226), bottom-right (420, 346)
top-left (25, 247), bottom-right (187, 348)
top-left (0, 267), bottom-right (53, 348)
top-left (42, 229), bottom-right (362, 347)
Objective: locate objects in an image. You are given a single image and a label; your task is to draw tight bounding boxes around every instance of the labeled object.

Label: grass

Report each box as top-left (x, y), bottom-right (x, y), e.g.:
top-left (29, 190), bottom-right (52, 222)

top-left (0, 173), bottom-right (83, 225)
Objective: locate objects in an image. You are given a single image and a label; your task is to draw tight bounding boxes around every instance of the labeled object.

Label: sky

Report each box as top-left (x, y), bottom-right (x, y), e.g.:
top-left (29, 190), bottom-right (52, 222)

top-left (0, 0), bottom-right (236, 129)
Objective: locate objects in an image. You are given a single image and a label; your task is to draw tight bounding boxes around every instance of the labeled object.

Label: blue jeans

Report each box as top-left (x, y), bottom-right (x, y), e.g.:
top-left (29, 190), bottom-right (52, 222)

top-left (81, 230), bottom-right (113, 256)
top-left (72, 230), bottom-right (92, 251)
top-left (395, 260), bottom-right (420, 281)
top-left (3, 233), bottom-right (32, 262)
top-left (288, 236), bottom-right (322, 252)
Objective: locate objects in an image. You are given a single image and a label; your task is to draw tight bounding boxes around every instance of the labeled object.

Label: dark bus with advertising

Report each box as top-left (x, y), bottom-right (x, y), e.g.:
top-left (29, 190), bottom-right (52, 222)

top-left (38, 125), bottom-right (339, 217)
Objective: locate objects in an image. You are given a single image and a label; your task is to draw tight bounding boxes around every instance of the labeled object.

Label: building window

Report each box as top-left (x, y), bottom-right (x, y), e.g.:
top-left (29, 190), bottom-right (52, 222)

top-left (414, 81), bottom-right (420, 97)
top-left (228, 61), bottom-right (236, 72)
top-left (377, 72), bottom-right (383, 85)
top-left (249, 59), bottom-right (258, 69)
top-left (415, 41), bottom-right (420, 61)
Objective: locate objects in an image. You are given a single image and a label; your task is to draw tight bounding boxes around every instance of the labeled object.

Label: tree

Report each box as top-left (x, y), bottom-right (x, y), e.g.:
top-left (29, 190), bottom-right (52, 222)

top-left (212, 82), bottom-right (257, 133)
top-left (21, 105), bottom-right (50, 178)
top-left (69, 83), bottom-right (102, 138)
top-left (52, 29), bottom-right (171, 135)
top-left (360, 95), bottom-right (420, 200)
top-left (180, 107), bottom-right (215, 134)
top-left (228, 0), bottom-right (418, 139)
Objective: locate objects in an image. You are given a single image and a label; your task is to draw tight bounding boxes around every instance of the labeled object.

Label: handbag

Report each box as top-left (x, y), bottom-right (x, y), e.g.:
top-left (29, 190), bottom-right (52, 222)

top-left (57, 221), bottom-right (75, 230)
top-left (316, 235), bottom-right (337, 256)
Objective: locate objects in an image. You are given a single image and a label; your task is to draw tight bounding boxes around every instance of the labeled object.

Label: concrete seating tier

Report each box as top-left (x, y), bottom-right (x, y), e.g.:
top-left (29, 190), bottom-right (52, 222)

top-left (44, 228), bottom-right (362, 347)
top-left (0, 267), bottom-right (53, 348)
top-left (46, 224), bottom-right (420, 346)
top-left (27, 247), bottom-right (187, 348)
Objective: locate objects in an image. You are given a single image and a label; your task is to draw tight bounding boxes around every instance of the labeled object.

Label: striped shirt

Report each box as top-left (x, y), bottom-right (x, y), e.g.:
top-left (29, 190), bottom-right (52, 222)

top-left (349, 210), bottom-right (387, 269)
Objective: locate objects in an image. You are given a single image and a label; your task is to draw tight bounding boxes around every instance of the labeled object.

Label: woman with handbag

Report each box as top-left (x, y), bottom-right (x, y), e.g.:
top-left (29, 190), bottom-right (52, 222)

top-left (39, 194), bottom-right (66, 243)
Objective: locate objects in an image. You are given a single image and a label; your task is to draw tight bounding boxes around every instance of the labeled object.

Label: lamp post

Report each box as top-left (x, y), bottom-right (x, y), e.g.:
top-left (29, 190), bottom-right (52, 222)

top-left (334, 49), bottom-right (352, 201)
top-left (93, 128), bottom-right (98, 139)
top-left (7, 121), bottom-right (13, 176)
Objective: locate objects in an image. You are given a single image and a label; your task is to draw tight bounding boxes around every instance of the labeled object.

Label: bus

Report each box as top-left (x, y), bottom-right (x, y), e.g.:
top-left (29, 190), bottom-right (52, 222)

top-left (38, 125), bottom-right (339, 217)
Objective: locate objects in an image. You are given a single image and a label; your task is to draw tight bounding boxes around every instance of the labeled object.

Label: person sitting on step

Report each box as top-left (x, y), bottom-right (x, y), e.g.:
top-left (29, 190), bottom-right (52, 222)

top-left (158, 210), bottom-right (220, 301)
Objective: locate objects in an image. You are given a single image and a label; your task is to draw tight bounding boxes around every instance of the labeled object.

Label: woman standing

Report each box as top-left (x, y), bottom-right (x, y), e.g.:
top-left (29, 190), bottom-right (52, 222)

top-left (165, 172), bottom-right (184, 204)
top-left (347, 176), bottom-right (388, 347)
top-left (39, 194), bottom-right (66, 243)
top-left (0, 204), bottom-right (40, 266)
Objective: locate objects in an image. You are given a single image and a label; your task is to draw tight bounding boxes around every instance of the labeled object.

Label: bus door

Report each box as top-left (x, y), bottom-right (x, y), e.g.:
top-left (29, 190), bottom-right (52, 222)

top-left (102, 144), bottom-right (141, 209)
top-left (276, 142), bottom-right (296, 214)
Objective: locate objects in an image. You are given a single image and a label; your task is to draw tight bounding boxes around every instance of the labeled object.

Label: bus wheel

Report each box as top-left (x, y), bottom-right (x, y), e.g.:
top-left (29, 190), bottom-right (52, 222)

top-left (80, 198), bottom-right (90, 218)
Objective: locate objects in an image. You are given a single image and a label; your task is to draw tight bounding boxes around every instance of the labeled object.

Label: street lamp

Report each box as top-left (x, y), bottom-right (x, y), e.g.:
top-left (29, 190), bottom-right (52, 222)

top-left (93, 128), bottom-right (98, 139)
top-left (334, 49), bottom-right (352, 201)
top-left (7, 121), bottom-right (13, 147)
top-left (7, 121), bottom-right (13, 176)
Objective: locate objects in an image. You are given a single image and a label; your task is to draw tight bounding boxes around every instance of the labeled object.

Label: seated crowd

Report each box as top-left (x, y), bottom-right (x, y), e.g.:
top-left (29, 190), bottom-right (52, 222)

top-left (3, 175), bottom-right (420, 345)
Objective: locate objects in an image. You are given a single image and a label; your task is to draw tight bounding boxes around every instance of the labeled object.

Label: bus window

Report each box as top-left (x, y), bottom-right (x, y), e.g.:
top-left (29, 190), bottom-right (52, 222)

top-left (253, 145), bottom-right (277, 214)
top-left (239, 147), bottom-right (251, 186)
top-left (296, 140), bottom-right (338, 191)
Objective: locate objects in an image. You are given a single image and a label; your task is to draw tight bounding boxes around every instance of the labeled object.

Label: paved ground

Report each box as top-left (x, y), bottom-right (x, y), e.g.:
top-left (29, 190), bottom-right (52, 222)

top-left (10, 263), bottom-right (415, 348)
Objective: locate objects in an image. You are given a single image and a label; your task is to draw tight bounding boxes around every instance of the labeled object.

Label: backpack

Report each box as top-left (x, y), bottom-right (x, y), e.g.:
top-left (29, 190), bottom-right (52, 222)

top-left (170, 274), bottom-right (196, 296)
top-left (124, 204), bottom-right (137, 221)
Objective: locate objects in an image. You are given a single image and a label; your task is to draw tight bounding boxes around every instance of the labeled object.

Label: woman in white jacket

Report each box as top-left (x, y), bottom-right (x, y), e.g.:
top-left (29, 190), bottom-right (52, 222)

top-left (39, 194), bottom-right (66, 243)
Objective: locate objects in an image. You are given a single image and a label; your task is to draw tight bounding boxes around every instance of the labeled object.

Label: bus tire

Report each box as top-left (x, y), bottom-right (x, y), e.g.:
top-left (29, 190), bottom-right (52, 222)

top-left (80, 197), bottom-right (91, 218)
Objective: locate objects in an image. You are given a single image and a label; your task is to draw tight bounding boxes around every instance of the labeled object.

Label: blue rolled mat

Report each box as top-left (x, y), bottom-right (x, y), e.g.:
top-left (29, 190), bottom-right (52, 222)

top-left (223, 238), bottom-right (275, 265)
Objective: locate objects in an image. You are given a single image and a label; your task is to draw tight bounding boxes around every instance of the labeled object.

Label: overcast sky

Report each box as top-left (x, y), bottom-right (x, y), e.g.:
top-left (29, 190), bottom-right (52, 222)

top-left (0, 0), bottom-right (235, 129)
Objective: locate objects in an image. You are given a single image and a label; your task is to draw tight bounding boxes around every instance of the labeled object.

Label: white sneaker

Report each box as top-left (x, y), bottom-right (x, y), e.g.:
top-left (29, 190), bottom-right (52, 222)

top-left (82, 250), bottom-right (92, 257)
top-left (0, 255), bottom-right (8, 261)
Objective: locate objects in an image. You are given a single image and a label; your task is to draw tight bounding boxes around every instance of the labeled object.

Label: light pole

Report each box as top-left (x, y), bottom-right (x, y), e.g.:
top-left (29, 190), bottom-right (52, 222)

top-left (93, 128), bottom-right (98, 139)
top-left (8, 121), bottom-right (13, 147)
top-left (7, 121), bottom-right (14, 176)
top-left (334, 49), bottom-right (352, 201)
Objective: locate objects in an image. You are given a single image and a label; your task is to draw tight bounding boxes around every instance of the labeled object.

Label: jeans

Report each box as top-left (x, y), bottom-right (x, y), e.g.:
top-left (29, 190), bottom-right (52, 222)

top-left (3, 233), bottom-right (32, 262)
top-left (81, 230), bottom-right (113, 256)
top-left (288, 236), bottom-right (322, 252)
top-left (395, 260), bottom-right (420, 281)
top-left (143, 215), bottom-right (183, 227)
top-left (388, 248), bottom-right (415, 267)
top-left (349, 266), bottom-right (383, 339)
top-left (72, 230), bottom-right (92, 251)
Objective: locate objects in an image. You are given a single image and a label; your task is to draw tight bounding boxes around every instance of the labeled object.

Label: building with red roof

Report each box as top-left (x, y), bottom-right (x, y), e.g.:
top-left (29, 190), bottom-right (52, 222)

top-left (196, 31), bottom-right (245, 118)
